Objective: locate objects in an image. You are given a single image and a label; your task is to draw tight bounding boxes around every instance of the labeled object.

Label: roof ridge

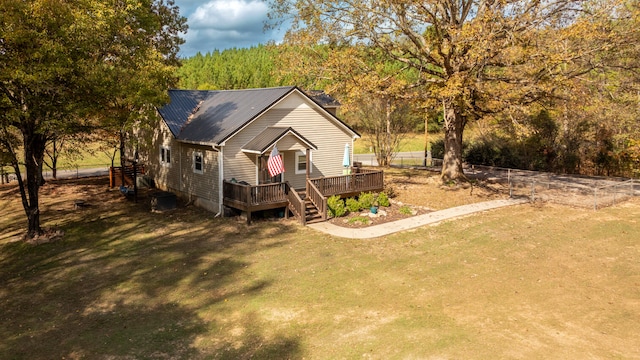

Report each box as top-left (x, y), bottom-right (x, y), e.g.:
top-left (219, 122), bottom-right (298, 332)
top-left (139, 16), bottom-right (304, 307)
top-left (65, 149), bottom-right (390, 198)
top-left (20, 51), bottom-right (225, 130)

top-left (169, 86), bottom-right (296, 93)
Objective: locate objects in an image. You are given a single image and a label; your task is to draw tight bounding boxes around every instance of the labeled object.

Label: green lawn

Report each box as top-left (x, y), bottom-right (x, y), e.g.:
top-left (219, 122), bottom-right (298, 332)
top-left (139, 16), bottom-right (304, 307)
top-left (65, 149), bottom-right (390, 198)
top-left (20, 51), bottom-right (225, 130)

top-left (353, 133), bottom-right (430, 154)
top-left (2, 143), bottom-right (119, 178)
top-left (1, 178), bottom-right (639, 359)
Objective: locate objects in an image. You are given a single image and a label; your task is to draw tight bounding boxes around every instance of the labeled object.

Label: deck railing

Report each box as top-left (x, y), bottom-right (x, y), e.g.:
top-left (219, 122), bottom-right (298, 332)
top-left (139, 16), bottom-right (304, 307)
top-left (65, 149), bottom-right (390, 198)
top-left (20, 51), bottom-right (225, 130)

top-left (308, 169), bottom-right (384, 197)
top-left (307, 180), bottom-right (327, 221)
top-left (251, 182), bottom-right (287, 204)
top-left (285, 182), bottom-right (306, 225)
top-left (109, 164), bottom-right (145, 188)
top-left (223, 181), bottom-right (287, 207)
top-left (223, 169), bottom-right (384, 224)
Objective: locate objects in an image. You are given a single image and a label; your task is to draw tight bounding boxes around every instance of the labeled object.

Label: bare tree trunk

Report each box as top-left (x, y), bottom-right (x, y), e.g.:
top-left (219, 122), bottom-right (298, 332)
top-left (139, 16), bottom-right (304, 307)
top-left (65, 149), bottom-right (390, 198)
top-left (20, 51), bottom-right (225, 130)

top-left (50, 138), bottom-right (58, 180)
top-left (17, 126), bottom-right (47, 239)
top-left (441, 99), bottom-right (466, 181)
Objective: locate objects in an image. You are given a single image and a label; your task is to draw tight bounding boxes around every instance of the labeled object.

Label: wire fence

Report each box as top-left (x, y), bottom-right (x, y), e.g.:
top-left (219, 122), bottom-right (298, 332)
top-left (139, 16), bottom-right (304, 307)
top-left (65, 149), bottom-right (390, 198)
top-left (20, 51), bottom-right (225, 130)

top-left (466, 164), bottom-right (640, 210)
top-left (1, 164), bottom-right (113, 184)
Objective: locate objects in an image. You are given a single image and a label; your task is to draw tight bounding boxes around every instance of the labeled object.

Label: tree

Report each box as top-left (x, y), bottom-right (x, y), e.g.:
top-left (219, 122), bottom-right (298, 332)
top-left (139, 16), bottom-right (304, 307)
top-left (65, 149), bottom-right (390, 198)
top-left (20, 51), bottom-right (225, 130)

top-left (0, 0), bottom-right (186, 240)
top-left (269, 0), bottom-right (637, 180)
top-left (275, 43), bottom-right (422, 165)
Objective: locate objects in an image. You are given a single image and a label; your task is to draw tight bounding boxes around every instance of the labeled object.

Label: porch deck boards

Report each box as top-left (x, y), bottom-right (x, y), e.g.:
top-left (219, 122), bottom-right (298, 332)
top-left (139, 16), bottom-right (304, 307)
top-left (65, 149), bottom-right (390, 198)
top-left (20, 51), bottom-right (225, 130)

top-left (223, 169), bottom-right (384, 224)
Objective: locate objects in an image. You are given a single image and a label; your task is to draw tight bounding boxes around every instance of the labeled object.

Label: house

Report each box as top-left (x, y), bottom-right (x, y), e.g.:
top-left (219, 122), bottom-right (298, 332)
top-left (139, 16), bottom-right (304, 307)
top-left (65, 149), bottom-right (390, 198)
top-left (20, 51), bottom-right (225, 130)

top-left (138, 86), bottom-right (384, 224)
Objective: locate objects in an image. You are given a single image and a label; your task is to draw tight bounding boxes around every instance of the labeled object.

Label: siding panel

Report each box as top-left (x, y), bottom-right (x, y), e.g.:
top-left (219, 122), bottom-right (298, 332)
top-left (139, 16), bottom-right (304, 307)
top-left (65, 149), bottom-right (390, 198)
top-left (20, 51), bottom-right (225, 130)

top-left (223, 93), bottom-right (353, 189)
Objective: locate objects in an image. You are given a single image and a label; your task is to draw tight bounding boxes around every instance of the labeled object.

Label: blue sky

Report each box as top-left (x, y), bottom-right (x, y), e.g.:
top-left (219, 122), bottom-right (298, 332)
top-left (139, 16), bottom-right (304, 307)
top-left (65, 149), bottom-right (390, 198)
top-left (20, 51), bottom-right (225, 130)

top-left (174, 0), bottom-right (287, 58)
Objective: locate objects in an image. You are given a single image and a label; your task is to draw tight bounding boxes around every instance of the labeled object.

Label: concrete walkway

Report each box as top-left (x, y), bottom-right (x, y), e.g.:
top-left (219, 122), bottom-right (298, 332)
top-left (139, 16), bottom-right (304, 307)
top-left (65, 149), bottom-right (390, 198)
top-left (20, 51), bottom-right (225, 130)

top-left (307, 198), bottom-right (528, 239)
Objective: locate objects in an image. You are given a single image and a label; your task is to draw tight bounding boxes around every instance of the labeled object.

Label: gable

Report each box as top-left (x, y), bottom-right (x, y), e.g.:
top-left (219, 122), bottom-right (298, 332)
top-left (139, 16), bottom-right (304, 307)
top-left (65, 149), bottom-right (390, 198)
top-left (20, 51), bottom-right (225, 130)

top-left (241, 127), bottom-right (317, 154)
top-left (221, 89), bottom-right (358, 146)
top-left (156, 86), bottom-right (358, 147)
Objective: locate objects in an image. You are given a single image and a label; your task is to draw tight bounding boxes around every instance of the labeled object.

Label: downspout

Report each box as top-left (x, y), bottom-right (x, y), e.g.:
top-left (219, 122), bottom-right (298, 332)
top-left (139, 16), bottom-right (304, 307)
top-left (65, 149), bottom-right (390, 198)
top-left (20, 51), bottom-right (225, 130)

top-left (179, 143), bottom-right (183, 193)
top-left (218, 146), bottom-right (224, 216)
top-left (256, 154), bottom-right (260, 184)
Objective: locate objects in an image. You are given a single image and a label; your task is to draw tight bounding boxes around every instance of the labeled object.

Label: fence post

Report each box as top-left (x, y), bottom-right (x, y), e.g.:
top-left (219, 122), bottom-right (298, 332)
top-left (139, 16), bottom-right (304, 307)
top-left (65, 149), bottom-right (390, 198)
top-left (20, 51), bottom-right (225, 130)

top-left (594, 187), bottom-right (598, 210)
top-left (530, 179), bottom-right (535, 202)
top-left (509, 177), bottom-right (512, 198)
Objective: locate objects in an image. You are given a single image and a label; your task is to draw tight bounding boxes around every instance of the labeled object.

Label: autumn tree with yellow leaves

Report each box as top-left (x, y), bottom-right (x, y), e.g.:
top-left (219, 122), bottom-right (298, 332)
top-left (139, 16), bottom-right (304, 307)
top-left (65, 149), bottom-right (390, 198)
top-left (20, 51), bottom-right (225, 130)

top-left (269, 0), bottom-right (640, 180)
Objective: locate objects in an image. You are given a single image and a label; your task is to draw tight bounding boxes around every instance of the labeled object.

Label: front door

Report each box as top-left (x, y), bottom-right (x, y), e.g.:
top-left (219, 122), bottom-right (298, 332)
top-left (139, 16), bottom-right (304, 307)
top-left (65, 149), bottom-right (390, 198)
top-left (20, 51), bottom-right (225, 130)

top-left (258, 155), bottom-right (282, 184)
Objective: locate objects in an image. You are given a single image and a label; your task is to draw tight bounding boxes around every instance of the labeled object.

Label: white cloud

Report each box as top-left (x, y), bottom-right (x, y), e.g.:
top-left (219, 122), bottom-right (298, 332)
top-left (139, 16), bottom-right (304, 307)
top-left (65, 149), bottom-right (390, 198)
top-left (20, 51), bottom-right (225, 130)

top-left (175, 0), bottom-right (283, 57)
top-left (190, 0), bottom-right (268, 31)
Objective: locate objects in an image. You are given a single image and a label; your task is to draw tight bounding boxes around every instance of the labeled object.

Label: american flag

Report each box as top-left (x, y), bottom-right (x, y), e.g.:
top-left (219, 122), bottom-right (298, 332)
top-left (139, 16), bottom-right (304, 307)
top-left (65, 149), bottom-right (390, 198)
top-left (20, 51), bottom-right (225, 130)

top-left (267, 144), bottom-right (285, 177)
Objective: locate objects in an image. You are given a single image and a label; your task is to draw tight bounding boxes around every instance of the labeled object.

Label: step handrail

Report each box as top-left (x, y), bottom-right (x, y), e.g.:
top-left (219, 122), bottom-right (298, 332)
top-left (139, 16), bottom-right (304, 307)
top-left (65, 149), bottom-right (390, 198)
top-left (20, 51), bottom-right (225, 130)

top-left (306, 179), bottom-right (327, 220)
top-left (284, 181), bottom-right (306, 225)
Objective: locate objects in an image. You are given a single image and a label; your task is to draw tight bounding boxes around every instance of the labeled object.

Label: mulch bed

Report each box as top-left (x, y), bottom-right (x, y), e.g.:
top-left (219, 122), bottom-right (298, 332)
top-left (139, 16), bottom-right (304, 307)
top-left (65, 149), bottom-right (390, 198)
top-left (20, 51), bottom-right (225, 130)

top-left (327, 200), bottom-right (432, 228)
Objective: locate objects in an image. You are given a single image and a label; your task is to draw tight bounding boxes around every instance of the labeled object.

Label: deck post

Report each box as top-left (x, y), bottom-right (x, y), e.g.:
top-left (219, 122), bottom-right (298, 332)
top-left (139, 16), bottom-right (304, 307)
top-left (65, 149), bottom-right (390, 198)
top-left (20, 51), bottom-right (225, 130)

top-left (306, 148), bottom-right (311, 195)
top-left (245, 184), bottom-right (251, 205)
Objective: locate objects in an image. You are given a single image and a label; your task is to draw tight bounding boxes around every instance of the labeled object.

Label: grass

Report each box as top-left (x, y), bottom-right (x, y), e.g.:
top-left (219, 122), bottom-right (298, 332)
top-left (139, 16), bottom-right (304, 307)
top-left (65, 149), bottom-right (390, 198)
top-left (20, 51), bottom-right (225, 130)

top-left (347, 216), bottom-right (370, 225)
top-left (353, 133), bottom-right (429, 154)
top-left (1, 176), bottom-right (639, 358)
top-left (1, 142), bottom-right (119, 177)
top-left (399, 205), bottom-right (413, 215)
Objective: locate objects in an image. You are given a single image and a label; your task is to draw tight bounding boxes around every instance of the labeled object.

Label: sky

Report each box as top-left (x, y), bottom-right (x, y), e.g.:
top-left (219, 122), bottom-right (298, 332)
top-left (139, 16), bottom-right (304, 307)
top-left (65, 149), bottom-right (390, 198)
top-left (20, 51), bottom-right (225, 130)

top-left (174, 0), bottom-right (288, 58)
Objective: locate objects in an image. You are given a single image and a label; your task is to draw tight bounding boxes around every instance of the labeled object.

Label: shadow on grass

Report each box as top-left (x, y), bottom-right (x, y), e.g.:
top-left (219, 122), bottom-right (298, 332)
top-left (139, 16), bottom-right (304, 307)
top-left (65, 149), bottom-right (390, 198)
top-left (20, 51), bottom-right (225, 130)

top-left (0, 177), bottom-right (303, 359)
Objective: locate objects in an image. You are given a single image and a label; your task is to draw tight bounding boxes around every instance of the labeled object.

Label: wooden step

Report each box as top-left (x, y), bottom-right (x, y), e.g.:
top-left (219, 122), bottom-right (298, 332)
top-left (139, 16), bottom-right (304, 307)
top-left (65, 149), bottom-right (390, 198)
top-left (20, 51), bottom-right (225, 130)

top-left (306, 216), bottom-right (325, 224)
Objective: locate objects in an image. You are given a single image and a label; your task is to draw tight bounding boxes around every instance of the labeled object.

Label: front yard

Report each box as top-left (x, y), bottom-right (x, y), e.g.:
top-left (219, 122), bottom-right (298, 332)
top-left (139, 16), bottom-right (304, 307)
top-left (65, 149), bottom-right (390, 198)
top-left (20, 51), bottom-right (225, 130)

top-left (1, 172), bottom-right (638, 359)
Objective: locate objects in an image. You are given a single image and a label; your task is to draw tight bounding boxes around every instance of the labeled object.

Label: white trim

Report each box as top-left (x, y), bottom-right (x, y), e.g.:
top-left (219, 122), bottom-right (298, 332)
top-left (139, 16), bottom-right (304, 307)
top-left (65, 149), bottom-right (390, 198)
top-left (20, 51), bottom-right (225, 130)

top-left (222, 88), bottom-right (358, 145)
top-left (193, 151), bottom-right (204, 174)
top-left (295, 150), bottom-right (311, 175)
top-left (255, 154), bottom-right (260, 184)
top-left (218, 146), bottom-right (224, 214)
top-left (160, 145), bottom-right (171, 167)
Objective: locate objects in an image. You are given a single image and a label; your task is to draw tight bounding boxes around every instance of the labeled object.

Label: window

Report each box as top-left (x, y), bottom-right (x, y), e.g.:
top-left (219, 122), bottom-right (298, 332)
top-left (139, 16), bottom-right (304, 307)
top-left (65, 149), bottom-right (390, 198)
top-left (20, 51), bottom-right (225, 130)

top-left (193, 151), bottom-right (203, 174)
top-left (295, 151), bottom-right (311, 175)
top-left (160, 146), bottom-right (171, 166)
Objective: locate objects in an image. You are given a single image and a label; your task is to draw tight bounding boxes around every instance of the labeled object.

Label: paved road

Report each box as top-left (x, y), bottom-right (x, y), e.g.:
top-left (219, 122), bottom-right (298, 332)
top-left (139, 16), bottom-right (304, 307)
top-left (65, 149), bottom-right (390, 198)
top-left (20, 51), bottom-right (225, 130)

top-left (354, 151), bottom-right (426, 167)
top-left (2, 167), bottom-right (110, 184)
top-left (42, 167), bottom-right (110, 180)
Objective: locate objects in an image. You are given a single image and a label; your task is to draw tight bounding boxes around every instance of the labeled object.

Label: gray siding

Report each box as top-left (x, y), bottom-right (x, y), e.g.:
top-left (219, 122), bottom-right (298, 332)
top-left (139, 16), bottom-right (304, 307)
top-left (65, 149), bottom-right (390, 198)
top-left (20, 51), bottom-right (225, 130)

top-left (139, 118), bottom-right (220, 212)
top-left (222, 93), bottom-right (354, 189)
top-left (141, 118), bottom-right (181, 192)
top-left (179, 145), bottom-right (219, 207)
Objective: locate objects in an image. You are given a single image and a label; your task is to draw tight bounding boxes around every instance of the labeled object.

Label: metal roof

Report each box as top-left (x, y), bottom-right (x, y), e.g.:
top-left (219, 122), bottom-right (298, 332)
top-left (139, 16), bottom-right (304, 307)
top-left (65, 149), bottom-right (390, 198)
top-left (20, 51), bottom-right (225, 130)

top-left (157, 90), bottom-right (212, 136)
top-left (157, 87), bottom-right (296, 144)
top-left (241, 127), bottom-right (318, 154)
top-left (156, 86), bottom-right (357, 146)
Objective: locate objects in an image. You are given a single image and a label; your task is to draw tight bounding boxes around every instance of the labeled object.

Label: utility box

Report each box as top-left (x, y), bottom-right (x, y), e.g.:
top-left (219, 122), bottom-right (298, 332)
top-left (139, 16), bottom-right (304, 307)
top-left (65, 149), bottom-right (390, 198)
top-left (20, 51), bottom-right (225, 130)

top-left (151, 191), bottom-right (176, 211)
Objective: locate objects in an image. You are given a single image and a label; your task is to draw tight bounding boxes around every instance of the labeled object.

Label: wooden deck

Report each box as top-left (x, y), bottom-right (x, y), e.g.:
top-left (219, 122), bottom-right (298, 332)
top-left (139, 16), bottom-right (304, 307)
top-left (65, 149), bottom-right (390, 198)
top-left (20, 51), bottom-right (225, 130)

top-left (223, 169), bottom-right (384, 224)
top-left (109, 164), bottom-right (145, 187)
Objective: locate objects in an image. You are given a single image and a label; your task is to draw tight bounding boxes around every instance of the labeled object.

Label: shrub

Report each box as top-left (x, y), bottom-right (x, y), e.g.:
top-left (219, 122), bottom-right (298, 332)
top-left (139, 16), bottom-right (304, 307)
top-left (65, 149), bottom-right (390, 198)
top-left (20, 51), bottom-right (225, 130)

top-left (348, 216), bottom-right (370, 225)
top-left (376, 192), bottom-right (390, 207)
top-left (399, 205), bottom-right (413, 215)
top-left (327, 195), bottom-right (346, 218)
top-left (383, 184), bottom-right (397, 198)
top-left (358, 192), bottom-right (376, 209)
top-left (430, 139), bottom-right (445, 159)
top-left (345, 197), bottom-right (361, 212)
